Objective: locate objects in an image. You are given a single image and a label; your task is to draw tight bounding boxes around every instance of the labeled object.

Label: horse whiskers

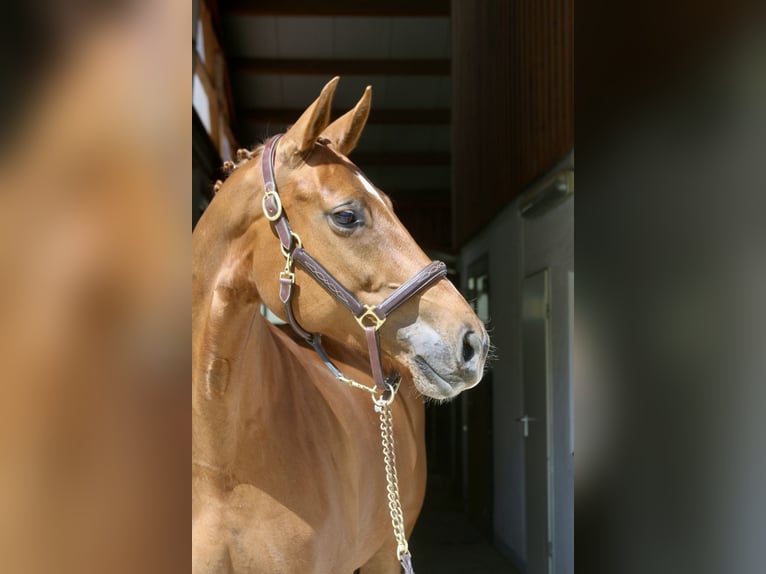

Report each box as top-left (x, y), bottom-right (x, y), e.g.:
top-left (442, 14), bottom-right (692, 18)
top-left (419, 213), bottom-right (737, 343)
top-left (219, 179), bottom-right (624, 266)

top-left (484, 343), bottom-right (499, 368)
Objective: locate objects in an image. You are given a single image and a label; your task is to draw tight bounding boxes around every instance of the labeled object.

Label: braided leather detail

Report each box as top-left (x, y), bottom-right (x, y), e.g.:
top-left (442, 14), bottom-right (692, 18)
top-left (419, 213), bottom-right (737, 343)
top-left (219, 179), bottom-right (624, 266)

top-left (293, 249), bottom-right (366, 316)
top-left (375, 260), bottom-right (447, 318)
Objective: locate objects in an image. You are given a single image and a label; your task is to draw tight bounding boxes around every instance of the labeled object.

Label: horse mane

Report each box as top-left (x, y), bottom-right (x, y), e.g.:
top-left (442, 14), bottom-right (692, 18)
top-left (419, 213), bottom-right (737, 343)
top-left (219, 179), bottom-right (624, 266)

top-left (212, 143), bottom-right (265, 194)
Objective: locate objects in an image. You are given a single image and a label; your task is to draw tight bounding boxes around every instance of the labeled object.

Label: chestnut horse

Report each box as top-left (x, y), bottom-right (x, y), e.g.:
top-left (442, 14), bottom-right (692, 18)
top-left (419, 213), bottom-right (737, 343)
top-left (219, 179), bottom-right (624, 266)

top-left (192, 77), bottom-right (489, 573)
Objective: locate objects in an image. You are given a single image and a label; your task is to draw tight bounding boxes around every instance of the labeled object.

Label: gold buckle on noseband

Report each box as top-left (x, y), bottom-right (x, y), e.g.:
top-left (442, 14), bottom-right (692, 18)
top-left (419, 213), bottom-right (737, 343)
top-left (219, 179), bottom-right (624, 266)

top-left (355, 306), bottom-right (386, 331)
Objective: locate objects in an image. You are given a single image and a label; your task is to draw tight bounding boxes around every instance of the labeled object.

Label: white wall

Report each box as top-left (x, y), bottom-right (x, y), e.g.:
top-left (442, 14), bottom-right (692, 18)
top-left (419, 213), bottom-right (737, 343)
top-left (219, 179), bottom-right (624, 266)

top-left (459, 189), bottom-right (573, 574)
top-left (525, 196), bottom-right (574, 574)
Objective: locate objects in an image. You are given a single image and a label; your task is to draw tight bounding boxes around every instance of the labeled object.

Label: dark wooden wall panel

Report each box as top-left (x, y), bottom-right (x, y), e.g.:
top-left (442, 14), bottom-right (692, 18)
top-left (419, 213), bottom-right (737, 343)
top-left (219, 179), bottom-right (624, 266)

top-left (391, 194), bottom-right (452, 254)
top-left (452, 0), bottom-right (574, 247)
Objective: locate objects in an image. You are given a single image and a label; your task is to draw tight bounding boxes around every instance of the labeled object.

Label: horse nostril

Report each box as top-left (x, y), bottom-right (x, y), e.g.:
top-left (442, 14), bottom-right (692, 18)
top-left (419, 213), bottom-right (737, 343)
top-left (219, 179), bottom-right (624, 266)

top-left (462, 331), bottom-right (476, 364)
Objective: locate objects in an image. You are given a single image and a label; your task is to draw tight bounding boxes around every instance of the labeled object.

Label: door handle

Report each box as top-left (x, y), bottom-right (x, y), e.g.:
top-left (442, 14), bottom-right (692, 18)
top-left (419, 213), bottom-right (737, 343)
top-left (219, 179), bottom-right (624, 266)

top-left (515, 415), bottom-right (537, 437)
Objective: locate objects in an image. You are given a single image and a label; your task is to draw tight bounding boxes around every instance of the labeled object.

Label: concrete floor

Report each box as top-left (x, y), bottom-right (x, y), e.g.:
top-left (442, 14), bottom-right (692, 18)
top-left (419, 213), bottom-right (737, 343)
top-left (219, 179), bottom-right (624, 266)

top-left (408, 508), bottom-right (520, 574)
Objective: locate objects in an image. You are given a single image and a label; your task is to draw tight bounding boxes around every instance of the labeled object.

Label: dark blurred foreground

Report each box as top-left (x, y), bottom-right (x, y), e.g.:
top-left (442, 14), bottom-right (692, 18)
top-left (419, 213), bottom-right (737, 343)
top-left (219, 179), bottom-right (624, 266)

top-left (577, 1), bottom-right (766, 573)
top-left (0, 1), bottom-right (188, 573)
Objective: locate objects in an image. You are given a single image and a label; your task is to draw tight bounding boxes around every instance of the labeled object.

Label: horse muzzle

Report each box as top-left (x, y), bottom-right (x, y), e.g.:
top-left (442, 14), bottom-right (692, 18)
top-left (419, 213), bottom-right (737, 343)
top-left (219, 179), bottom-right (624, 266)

top-left (398, 319), bottom-right (490, 401)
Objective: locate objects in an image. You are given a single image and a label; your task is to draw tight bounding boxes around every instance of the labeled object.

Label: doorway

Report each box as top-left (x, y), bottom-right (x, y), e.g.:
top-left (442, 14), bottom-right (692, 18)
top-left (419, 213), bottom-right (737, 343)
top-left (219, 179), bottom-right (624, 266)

top-left (462, 255), bottom-right (494, 538)
top-left (522, 269), bottom-right (553, 574)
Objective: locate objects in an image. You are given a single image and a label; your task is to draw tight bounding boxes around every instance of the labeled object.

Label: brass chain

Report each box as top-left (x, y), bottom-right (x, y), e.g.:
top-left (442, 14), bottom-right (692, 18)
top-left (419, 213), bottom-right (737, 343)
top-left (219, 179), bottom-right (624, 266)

top-left (277, 229), bottom-right (412, 567)
top-left (377, 401), bottom-right (410, 561)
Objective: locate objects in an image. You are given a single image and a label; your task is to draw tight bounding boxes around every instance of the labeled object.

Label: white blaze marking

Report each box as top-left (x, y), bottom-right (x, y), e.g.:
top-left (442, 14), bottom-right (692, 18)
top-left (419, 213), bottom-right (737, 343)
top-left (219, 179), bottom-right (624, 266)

top-left (354, 170), bottom-right (387, 207)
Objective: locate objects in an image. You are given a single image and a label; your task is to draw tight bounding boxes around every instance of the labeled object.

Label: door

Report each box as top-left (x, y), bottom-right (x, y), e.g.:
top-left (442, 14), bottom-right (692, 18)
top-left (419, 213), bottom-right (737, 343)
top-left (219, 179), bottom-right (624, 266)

top-left (522, 269), bottom-right (553, 574)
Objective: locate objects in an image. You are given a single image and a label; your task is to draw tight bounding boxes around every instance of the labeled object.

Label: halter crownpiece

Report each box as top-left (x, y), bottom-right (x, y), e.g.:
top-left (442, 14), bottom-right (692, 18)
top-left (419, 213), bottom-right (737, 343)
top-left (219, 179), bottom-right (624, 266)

top-left (261, 133), bottom-right (445, 572)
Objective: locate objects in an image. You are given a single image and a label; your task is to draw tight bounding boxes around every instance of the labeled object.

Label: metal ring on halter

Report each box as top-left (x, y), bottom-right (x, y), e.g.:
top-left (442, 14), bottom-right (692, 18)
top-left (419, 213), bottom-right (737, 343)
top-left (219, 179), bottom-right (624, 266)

top-left (372, 382), bottom-right (397, 408)
top-left (262, 188), bottom-right (282, 222)
top-left (397, 542), bottom-right (410, 561)
top-left (280, 231), bottom-right (302, 258)
top-left (355, 305), bottom-right (386, 331)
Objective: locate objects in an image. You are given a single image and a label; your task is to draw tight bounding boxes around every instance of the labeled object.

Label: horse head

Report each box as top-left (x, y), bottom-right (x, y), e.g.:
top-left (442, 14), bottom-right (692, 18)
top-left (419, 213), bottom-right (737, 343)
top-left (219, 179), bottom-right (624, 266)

top-left (221, 77), bottom-right (489, 401)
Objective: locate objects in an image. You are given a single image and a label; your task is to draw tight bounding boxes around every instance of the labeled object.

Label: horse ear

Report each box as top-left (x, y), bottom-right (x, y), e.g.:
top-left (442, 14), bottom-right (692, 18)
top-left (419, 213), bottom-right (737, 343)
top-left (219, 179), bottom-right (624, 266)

top-left (281, 76), bottom-right (340, 163)
top-left (321, 85), bottom-right (372, 156)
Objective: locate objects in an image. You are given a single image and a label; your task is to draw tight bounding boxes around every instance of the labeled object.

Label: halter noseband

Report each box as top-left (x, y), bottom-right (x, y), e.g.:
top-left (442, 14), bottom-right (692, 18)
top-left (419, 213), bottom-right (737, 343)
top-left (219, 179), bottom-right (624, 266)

top-left (260, 133), bottom-right (447, 403)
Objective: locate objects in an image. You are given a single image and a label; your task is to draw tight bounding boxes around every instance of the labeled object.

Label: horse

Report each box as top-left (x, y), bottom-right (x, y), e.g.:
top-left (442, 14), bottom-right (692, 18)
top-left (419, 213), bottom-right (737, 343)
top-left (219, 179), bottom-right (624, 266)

top-left (192, 77), bottom-right (489, 574)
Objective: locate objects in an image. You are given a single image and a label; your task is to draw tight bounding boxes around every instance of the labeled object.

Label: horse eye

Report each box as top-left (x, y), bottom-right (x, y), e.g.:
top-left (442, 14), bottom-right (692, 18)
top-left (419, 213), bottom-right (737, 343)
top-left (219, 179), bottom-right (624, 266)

top-left (332, 210), bottom-right (359, 228)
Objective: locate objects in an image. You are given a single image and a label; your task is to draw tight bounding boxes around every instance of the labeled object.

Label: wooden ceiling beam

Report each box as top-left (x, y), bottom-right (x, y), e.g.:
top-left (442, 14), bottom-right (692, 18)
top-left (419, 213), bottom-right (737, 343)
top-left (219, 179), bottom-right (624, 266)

top-left (241, 108), bottom-right (449, 125)
top-left (222, 0), bottom-right (449, 17)
top-left (233, 57), bottom-right (449, 77)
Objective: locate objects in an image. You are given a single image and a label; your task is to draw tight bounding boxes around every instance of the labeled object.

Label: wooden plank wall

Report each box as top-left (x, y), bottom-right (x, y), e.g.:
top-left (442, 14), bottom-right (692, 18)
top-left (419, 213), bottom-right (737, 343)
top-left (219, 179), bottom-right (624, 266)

top-left (390, 193), bottom-right (452, 254)
top-left (194, 0), bottom-right (238, 162)
top-left (451, 0), bottom-right (574, 247)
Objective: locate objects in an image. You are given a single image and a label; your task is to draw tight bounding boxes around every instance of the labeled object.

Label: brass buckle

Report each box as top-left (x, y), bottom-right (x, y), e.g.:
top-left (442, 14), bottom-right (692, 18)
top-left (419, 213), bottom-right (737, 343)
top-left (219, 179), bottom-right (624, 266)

top-left (262, 188), bottom-right (282, 221)
top-left (355, 306), bottom-right (386, 331)
top-left (279, 270), bottom-right (295, 283)
top-left (280, 250), bottom-right (295, 283)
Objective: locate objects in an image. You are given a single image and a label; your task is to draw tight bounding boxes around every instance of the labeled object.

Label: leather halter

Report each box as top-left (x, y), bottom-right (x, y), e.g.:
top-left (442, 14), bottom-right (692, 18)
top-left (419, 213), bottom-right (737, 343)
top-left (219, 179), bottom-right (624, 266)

top-left (260, 134), bottom-right (447, 401)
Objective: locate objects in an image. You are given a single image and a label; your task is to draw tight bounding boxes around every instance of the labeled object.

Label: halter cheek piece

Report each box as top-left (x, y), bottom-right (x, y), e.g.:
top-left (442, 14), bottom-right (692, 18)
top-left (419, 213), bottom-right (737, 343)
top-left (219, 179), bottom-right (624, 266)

top-left (261, 133), bottom-right (447, 404)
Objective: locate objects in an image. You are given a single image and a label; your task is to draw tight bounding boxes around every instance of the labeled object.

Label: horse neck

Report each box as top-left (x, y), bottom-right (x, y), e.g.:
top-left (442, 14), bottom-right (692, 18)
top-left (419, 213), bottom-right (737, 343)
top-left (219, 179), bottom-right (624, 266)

top-left (192, 176), bottom-right (278, 450)
top-left (192, 179), bottom-right (262, 361)
top-left (192, 181), bottom-right (337, 464)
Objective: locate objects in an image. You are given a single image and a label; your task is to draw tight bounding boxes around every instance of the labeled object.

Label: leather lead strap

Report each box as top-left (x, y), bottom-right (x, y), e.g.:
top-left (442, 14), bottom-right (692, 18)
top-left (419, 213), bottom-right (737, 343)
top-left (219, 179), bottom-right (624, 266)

top-left (400, 553), bottom-right (415, 574)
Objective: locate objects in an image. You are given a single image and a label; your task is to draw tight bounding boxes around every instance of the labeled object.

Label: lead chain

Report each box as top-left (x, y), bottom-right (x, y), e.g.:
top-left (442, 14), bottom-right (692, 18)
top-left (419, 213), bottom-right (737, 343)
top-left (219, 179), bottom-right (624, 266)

top-left (377, 402), bottom-right (414, 571)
